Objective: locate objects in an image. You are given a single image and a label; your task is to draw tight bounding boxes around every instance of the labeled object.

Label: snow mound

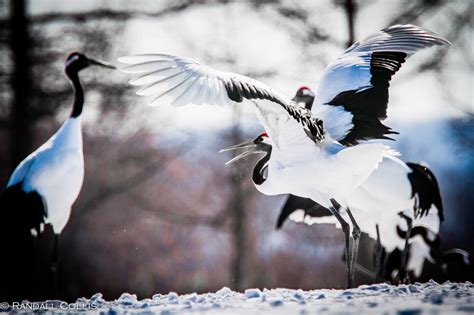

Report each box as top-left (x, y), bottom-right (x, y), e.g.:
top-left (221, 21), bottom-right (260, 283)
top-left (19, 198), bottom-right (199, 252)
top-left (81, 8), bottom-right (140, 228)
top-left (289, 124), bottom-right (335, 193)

top-left (10, 281), bottom-right (474, 314)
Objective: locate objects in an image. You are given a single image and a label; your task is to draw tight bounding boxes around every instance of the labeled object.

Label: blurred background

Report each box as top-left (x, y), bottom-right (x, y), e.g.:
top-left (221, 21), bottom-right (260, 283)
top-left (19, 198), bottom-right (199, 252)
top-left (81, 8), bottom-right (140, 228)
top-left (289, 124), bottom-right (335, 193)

top-left (0, 0), bottom-right (472, 301)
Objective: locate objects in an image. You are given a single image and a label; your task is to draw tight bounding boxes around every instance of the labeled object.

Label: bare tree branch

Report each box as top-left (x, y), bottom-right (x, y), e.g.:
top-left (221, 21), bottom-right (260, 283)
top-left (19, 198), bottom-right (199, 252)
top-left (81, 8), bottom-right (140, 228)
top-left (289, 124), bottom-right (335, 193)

top-left (129, 192), bottom-right (225, 227)
top-left (76, 152), bottom-right (180, 214)
top-left (396, 8), bottom-right (472, 81)
top-left (0, 1), bottom-right (201, 26)
top-left (388, 0), bottom-right (444, 25)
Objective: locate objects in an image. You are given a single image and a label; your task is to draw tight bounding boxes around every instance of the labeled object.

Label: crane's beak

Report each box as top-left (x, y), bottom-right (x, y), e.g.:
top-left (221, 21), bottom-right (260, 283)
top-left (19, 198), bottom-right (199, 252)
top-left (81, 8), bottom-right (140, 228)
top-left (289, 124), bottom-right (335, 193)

top-left (219, 140), bottom-right (257, 153)
top-left (88, 57), bottom-right (116, 69)
top-left (219, 140), bottom-right (263, 165)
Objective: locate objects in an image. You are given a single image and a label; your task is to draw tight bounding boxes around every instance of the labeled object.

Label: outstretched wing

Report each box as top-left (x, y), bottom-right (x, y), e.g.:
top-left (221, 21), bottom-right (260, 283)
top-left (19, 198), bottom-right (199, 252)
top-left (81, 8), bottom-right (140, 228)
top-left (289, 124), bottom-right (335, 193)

top-left (314, 24), bottom-right (450, 145)
top-left (119, 54), bottom-right (324, 146)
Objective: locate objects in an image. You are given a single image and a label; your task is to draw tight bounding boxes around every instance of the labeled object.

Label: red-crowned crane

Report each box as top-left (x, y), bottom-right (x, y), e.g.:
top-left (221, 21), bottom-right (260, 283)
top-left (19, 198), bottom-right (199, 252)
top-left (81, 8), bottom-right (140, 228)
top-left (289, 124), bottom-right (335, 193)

top-left (119, 25), bottom-right (449, 287)
top-left (276, 87), bottom-right (446, 284)
top-left (0, 52), bottom-right (114, 300)
top-left (221, 110), bottom-right (444, 285)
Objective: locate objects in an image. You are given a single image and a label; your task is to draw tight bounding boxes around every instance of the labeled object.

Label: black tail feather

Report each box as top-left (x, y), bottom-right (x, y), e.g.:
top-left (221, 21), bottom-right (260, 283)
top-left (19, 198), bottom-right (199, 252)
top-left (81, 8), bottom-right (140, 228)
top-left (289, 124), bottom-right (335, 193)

top-left (0, 183), bottom-right (47, 301)
top-left (406, 162), bottom-right (444, 222)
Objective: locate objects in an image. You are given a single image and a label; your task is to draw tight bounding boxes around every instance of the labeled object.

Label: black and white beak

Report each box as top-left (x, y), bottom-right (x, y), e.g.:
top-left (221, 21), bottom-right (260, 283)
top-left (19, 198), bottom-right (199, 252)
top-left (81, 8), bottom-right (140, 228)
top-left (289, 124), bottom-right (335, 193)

top-left (219, 140), bottom-right (266, 165)
top-left (87, 57), bottom-right (116, 69)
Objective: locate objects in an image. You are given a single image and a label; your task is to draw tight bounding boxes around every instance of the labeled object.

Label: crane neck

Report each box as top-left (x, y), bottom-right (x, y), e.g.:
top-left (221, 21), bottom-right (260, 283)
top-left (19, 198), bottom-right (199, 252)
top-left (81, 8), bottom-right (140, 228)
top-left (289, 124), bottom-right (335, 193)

top-left (252, 146), bottom-right (272, 185)
top-left (397, 225), bottom-right (440, 248)
top-left (67, 71), bottom-right (84, 118)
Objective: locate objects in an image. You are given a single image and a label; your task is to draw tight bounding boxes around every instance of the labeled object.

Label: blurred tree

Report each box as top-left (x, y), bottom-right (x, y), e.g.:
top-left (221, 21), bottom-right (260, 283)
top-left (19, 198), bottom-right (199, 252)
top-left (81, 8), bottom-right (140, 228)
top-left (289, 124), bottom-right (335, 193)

top-left (335, 0), bottom-right (357, 47)
top-left (8, 0), bottom-right (31, 171)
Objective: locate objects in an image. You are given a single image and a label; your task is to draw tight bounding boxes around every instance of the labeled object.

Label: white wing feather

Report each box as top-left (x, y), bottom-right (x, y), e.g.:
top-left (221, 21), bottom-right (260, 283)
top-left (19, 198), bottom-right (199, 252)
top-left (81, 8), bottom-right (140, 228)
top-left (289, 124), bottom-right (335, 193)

top-left (119, 54), bottom-right (323, 150)
top-left (119, 54), bottom-right (293, 106)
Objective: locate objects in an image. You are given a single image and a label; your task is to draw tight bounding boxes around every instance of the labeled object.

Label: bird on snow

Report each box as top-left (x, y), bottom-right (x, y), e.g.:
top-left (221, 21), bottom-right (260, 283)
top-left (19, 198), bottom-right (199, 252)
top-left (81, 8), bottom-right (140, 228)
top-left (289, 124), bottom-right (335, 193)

top-left (265, 86), bottom-right (468, 284)
top-left (119, 25), bottom-right (449, 287)
top-left (0, 52), bottom-right (115, 300)
top-left (222, 108), bottom-right (444, 286)
top-left (383, 225), bottom-right (473, 282)
top-left (273, 156), bottom-right (444, 283)
top-left (262, 86), bottom-right (446, 284)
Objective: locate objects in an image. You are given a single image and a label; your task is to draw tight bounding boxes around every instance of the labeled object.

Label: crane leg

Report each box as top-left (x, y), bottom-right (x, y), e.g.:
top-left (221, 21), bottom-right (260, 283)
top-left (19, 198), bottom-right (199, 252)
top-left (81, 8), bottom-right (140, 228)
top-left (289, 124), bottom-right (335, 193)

top-left (51, 234), bottom-right (59, 297)
top-left (374, 224), bottom-right (384, 282)
top-left (31, 235), bottom-right (39, 298)
top-left (328, 198), bottom-right (353, 288)
top-left (398, 214), bottom-right (412, 284)
top-left (346, 207), bottom-right (360, 285)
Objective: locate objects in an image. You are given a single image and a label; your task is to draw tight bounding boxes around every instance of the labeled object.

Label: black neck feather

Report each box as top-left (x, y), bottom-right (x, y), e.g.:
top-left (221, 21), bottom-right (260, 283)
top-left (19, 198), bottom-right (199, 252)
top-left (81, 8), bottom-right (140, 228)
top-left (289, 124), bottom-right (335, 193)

top-left (67, 71), bottom-right (84, 118)
top-left (252, 147), bottom-right (272, 185)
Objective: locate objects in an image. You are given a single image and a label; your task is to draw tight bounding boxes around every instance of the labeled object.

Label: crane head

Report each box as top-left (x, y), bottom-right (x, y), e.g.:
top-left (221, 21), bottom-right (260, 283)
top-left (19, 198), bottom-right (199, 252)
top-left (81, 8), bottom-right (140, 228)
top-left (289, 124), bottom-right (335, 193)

top-left (219, 132), bottom-right (272, 165)
top-left (293, 86), bottom-right (315, 110)
top-left (65, 51), bottom-right (115, 75)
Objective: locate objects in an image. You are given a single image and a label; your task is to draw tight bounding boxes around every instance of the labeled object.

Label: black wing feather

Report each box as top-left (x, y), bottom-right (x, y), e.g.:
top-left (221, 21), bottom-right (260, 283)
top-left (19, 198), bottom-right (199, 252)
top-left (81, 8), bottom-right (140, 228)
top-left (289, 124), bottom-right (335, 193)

top-left (327, 51), bottom-right (407, 145)
top-left (276, 195), bottom-right (332, 229)
top-left (225, 79), bottom-right (325, 143)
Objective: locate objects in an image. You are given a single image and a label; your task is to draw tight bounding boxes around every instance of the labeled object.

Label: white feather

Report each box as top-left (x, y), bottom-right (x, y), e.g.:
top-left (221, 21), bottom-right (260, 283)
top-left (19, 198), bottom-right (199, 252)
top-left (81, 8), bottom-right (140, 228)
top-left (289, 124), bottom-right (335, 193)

top-left (313, 105), bottom-right (354, 141)
top-left (8, 117), bottom-right (84, 234)
top-left (342, 25), bottom-right (450, 56)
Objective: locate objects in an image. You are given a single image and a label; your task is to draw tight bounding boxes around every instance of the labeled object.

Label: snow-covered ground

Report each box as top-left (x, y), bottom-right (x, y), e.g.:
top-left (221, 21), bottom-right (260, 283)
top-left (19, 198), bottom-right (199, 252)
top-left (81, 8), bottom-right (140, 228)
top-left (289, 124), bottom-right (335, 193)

top-left (4, 281), bottom-right (473, 314)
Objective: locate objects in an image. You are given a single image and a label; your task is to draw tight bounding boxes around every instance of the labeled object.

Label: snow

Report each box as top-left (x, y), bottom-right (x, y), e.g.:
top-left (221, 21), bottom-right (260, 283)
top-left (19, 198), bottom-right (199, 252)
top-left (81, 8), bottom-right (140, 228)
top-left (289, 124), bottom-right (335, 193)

top-left (7, 281), bottom-right (473, 314)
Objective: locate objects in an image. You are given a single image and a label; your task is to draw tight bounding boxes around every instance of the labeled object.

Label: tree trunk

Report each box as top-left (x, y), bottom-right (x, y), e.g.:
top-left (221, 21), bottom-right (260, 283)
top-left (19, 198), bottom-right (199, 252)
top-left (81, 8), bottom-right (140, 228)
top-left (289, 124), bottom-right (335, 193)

top-left (9, 0), bottom-right (32, 171)
top-left (343, 0), bottom-right (357, 47)
top-left (229, 107), bottom-right (246, 291)
top-left (231, 183), bottom-right (245, 290)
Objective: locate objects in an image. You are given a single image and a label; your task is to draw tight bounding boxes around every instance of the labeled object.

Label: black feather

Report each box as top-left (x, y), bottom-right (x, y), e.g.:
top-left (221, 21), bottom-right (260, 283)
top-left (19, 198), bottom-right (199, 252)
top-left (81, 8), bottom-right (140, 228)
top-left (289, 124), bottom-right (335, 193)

top-left (225, 80), bottom-right (243, 103)
top-left (0, 182), bottom-right (47, 234)
top-left (406, 162), bottom-right (444, 222)
top-left (276, 195), bottom-right (331, 229)
top-left (396, 225), bottom-right (441, 248)
top-left (224, 79), bottom-right (325, 144)
top-left (327, 51), bottom-right (407, 145)
top-left (0, 182), bottom-right (47, 301)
